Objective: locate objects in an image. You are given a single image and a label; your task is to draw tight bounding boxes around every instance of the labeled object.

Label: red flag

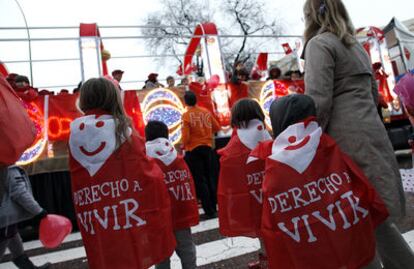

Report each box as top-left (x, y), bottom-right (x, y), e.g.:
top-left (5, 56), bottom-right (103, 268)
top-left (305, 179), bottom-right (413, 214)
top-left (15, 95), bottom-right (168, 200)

top-left (282, 43), bottom-right (293, 55)
top-left (0, 76), bottom-right (36, 165)
top-left (123, 91), bottom-right (145, 137)
top-left (69, 114), bottom-right (175, 269)
top-left (253, 121), bottom-right (388, 269)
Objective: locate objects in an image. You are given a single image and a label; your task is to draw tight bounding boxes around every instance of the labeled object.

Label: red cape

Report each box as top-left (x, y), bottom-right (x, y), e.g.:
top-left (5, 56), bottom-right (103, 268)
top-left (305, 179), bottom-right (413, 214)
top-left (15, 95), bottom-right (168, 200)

top-left (154, 156), bottom-right (199, 230)
top-left (218, 133), bottom-right (266, 238)
top-left (252, 123), bottom-right (388, 269)
top-left (69, 117), bottom-right (175, 269)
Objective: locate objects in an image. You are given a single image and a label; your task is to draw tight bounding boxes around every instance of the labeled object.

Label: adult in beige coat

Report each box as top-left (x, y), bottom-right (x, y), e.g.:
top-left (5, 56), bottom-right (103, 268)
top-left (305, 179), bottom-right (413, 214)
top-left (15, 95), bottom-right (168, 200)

top-left (303, 0), bottom-right (414, 268)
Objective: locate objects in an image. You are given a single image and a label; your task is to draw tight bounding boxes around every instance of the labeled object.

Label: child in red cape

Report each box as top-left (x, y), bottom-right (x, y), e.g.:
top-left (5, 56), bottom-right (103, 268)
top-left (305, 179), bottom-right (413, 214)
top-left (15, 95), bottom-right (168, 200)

top-left (145, 120), bottom-right (199, 269)
top-left (217, 98), bottom-right (272, 268)
top-left (251, 94), bottom-right (389, 269)
top-left (68, 78), bottom-right (175, 269)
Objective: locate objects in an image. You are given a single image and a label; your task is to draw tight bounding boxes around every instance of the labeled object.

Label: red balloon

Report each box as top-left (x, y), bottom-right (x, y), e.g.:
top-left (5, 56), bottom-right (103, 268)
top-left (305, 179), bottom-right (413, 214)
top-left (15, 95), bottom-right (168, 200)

top-left (39, 214), bottom-right (72, 249)
top-left (207, 74), bottom-right (220, 89)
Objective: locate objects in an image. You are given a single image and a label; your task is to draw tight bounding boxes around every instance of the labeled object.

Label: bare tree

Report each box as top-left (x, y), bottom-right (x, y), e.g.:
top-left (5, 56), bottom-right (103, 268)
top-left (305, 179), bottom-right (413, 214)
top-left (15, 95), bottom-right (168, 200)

top-left (142, 0), bottom-right (283, 72)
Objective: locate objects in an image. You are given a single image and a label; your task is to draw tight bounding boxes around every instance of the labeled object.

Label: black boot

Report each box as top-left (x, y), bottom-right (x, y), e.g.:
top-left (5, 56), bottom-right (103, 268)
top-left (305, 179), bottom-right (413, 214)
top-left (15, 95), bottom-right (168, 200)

top-left (13, 254), bottom-right (51, 269)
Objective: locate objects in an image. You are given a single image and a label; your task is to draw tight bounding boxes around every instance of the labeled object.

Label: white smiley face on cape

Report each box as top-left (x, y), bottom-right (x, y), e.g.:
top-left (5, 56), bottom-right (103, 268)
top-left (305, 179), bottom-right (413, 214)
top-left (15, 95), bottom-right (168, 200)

top-left (237, 119), bottom-right (272, 150)
top-left (145, 137), bottom-right (177, 166)
top-left (69, 115), bottom-right (117, 177)
top-left (270, 121), bottom-right (322, 174)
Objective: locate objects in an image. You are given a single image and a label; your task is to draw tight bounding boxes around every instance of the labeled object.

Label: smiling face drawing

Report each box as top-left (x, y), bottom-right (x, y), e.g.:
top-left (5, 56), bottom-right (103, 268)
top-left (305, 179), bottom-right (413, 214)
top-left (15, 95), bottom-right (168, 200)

top-left (145, 137), bottom-right (177, 166)
top-left (237, 119), bottom-right (272, 150)
top-left (69, 115), bottom-right (117, 176)
top-left (270, 121), bottom-right (322, 174)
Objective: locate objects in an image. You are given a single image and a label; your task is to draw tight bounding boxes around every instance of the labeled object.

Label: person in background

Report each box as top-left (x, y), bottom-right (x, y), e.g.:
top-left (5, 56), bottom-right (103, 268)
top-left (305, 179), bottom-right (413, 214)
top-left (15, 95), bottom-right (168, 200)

top-left (111, 70), bottom-right (124, 83)
top-left (0, 166), bottom-right (50, 269)
top-left (181, 91), bottom-right (221, 219)
top-left (267, 66), bottom-right (281, 80)
top-left (303, 0), bottom-right (414, 267)
top-left (13, 75), bottom-right (38, 102)
top-left (144, 73), bottom-right (164, 89)
top-left (178, 77), bottom-right (189, 87)
top-left (111, 70), bottom-right (124, 90)
top-left (6, 73), bottom-right (18, 89)
top-left (145, 121), bottom-right (199, 269)
top-left (166, 76), bottom-right (175, 88)
top-left (227, 69), bottom-right (250, 108)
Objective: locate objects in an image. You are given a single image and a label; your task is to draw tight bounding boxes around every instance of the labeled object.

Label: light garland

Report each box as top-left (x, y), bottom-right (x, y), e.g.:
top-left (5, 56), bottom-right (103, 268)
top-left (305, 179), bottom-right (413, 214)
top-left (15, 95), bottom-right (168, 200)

top-left (141, 88), bottom-right (185, 145)
top-left (17, 102), bottom-right (46, 165)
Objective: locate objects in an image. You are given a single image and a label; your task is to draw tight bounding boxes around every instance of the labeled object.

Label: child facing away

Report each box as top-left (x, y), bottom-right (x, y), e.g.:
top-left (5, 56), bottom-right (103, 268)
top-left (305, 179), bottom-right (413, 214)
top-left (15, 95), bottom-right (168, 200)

top-left (251, 94), bottom-right (389, 269)
top-left (68, 78), bottom-right (175, 269)
top-left (217, 98), bottom-right (271, 268)
top-left (145, 121), bottom-right (199, 269)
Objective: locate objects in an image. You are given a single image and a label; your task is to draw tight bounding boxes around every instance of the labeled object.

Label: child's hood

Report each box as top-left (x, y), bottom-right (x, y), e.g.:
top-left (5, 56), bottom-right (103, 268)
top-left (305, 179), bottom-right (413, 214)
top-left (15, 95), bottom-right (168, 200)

top-left (145, 137), bottom-right (177, 166)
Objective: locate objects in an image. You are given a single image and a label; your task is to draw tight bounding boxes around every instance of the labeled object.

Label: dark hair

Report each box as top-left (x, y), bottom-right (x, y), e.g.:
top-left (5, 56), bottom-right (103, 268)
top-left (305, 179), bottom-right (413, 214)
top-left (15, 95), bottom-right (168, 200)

top-left (231, 98), bottom-right (265, 129)
top-left (184, 91), bottom-right (197, 106)
top-left (270, 95), bottom-right (316, 138)
top-left (145, 121), bottom-right (169, 141)
top-left (79, 78), bottom-right (131, 147)
top-left (15, 75), bottom-right (30, 84)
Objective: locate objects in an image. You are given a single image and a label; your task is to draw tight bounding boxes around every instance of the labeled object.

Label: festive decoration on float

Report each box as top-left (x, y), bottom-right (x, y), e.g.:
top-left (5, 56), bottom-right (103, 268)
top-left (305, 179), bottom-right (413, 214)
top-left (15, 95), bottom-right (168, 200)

top-left (259, 80), bottom-right (288, 129)
top-left (141, 88), bottom-right (185, 145)
top-left (17, 102), bottom-right (46, 165)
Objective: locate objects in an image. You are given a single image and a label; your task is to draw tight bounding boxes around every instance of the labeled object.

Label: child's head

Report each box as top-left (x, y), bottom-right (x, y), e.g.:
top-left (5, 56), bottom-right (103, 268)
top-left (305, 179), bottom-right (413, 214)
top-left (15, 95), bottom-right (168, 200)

top-left (231, 98), bottom-right (265, 129)
top-left (79, 77), bottom-right (131, 145)
top-left (270, 94), bottom-right (316, 138)
top-left (145, 121), bottom-right (169, 142)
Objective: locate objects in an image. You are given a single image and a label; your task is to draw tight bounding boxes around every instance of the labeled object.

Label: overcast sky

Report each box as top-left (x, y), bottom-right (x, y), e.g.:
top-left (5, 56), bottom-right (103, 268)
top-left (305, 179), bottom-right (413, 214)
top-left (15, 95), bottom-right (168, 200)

top-left (0, 0), bottom-right (413, 90)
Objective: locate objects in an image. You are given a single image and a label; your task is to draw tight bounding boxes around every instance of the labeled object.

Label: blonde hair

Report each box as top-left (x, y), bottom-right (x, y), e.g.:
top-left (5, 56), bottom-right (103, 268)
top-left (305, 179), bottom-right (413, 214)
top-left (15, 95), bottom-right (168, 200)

top-left (79, 78), bottom-right (131, 146)
top-left (303, 0), bottom-right (355, 47)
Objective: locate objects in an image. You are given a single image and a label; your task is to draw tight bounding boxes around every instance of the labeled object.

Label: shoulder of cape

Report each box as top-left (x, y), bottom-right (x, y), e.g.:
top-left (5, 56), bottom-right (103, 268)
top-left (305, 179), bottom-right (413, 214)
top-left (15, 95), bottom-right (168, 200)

top-left (250, 140), bottom-right (273, 160)
top-left (218, 134), bottom-right (251, 157)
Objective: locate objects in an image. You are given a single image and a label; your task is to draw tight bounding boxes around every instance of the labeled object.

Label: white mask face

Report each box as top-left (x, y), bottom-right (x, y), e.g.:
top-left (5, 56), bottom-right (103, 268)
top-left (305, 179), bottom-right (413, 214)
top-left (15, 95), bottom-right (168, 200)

top-left (270, 121), bottom-right (322, 174)
top-left (69, 115), bottom-right (117, 176)
top-left (237, 119), bottom-right (272, 150)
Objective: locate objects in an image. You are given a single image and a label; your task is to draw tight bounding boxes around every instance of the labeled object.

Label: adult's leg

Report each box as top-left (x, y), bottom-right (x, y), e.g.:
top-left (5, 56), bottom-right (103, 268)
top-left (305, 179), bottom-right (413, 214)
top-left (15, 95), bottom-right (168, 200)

top-left (0, 238), bottom-right (10, 261)
top-left (376, 219), bottom-right (414, 269)
top-left (199, 147), bottom-right (217, 210)
top-left (185, 148), bottom-right (215, 215)
top-left (5, 231), bottom-right (24, 259)
top-left (361, 253), bottom-right (383, 269)
top-left (175, 228), bottom-right (196, 269)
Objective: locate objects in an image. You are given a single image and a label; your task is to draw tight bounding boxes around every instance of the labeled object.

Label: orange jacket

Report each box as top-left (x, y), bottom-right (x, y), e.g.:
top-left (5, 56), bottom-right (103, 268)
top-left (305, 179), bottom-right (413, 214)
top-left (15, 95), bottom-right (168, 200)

top-left (181, 105), bottom-right (221, 151)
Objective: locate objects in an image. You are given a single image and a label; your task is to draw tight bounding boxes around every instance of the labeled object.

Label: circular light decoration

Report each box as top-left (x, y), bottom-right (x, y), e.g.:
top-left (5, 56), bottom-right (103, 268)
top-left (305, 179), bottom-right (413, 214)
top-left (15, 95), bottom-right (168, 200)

top-left (142, 88), bottom-right (184, 145)
top-left (17, 102), bottom-right (47, 165)
top-left (259, 80), bottom-right (288, 130)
